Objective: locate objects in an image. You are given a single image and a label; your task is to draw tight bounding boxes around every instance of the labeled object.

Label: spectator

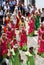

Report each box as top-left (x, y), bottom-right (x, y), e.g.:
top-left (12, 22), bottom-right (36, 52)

top-left (2, 0), bottom-right (6, 8)
top-left (9, 0), bottom-right (14, 13)
top-left (4, 3), bottom-right (10, 12)
top-left (0, 25), bottom-right (2, 37)
top-left (12, 0), bottom-right (17, 6)
top-left (0, 6), bottom-right (3, 25)
top-left (24, 5), bottom-right (29, 16)
top-left (31, 4), bottom-right (37, 13)
top-left (41, 8), bottom-right (44, 22)
top-left (0, 6), bottom-right (3, 16)
top-left (18, 1), bottom-right (23, 14)
top-left (12, 0), bottom-right (17, 12)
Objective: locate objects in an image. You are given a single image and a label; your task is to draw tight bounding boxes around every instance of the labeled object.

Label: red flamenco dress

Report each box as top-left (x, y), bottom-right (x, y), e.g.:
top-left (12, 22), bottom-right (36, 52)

top-left (0, 39), bottom-right (3, 63)
top-left (6, 28), bottom-right (13, 41)
top-left (5, 17), bottom-right (10, 25)
top-left (28, 18), bottom-right (34, 37)
top-left (1, 39), bottom-right (8, 58)
top-left (19, 28), bottom-right (27, 51)
top-left (38, 25), bottom-right (44, 58)
top-left (15, 16), bottom-right (20, 30)
top-left (38, 35), bottom-right (44, 58)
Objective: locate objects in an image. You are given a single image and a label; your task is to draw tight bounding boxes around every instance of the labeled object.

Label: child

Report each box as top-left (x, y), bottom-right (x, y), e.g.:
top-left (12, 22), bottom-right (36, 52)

top-left (26, 47), bottom-right (35, 65)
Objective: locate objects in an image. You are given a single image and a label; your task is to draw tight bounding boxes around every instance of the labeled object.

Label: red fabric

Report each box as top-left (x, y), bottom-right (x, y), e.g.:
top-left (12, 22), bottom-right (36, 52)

top-left (6, 30), bottom-right (13, 40)
top-left (11, 23), bottom-right (15, 29)
top-left (19, 30), bottom-right (27, 47)
top-left (38, 40), bottom-right (44, 53)
top-left (28, 13), bottom-right (31, 18)
top-left (0, 43), bottom-right (2, 56)
top-left (38, 28), bottom-right (44, 44)
top-left (5, 18), bottom-right (10, 25)
top-left (1, 40), bottom-right (8, 56)
top-left (38, 27), bottom-right (44, 53)
top-left (15, 16), bottom-right (20, 29)
top-left (4, 26), bottom-right (8, 33)
top-left (28, 19), bottom-right (34, 34)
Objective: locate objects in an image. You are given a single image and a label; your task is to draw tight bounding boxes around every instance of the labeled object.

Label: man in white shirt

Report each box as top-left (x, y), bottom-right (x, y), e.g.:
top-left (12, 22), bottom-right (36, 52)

top-left (4, 3), bottom-right (10, 12)
top-left (0, 6), bottom-right (3, 16)
top-left (9, 0), bottom-right (14, 13)
top-left (0, 6), bottom-right (3, 25)
top-left (2, 0), bottom-right (6, 8)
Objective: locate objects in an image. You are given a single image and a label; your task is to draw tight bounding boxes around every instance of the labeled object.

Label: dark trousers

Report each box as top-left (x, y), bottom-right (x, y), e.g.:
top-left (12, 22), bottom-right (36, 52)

top-left (0, 16), bottom-right (3, 25)
top-left (41, 17), bottom-right (44, 22)
top-left (0, 25), bottom-right (2, 37)
top-left (10, 6), bottom-right (14, 13)
top-left (0, 56), bottom-right (3, 63)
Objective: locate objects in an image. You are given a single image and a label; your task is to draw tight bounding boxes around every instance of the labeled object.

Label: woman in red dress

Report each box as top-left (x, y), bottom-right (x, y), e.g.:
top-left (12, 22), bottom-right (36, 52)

top-left (4, 13), bottom-right (10, 25)
top-left (19, 27), bottom-right (27, 51)
top-left (1, 33), bottom-right (8, 57)
top-left (38, 22), bottom-right (44, 57)
top-left (15, 11), bottom-right (22, 30)
top-left (28, 14), bottom-right (35, 36)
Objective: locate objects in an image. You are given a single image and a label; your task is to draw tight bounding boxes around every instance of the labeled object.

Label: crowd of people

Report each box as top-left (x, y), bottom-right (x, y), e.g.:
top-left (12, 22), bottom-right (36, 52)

top-left (0, 0), bottom-right (44, 65)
